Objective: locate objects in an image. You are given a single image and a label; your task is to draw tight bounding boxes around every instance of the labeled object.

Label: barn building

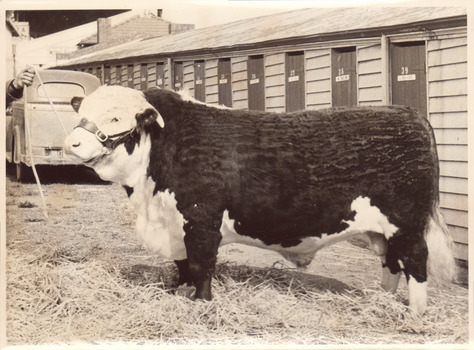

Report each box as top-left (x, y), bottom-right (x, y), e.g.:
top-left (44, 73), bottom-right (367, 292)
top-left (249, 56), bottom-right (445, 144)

top-left (55, 7), bottom-right (468, 261)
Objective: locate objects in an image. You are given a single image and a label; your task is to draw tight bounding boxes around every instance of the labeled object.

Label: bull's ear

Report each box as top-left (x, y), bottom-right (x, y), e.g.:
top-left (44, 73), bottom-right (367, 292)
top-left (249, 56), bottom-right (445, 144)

top-left (135, 108), bottom-right (165, 131)
top-left (71, 96), bottom-right (84, 113)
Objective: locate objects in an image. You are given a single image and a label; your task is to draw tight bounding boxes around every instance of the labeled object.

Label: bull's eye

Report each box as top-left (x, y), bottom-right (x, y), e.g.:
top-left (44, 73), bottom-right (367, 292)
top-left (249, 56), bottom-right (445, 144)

top-left (111, 117), bottom-right (119, 123)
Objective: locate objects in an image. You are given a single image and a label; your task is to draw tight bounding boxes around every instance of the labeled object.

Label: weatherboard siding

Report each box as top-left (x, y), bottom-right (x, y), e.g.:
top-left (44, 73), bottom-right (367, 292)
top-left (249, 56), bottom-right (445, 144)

top-left (427, 35), bottom-right (468, 261)
top-left (205, 59), bottom-right (219, 105)
top-left (232, 56), bottom-right (248, 110)
top-left (305, 49), bottom-right (331, 110)
top-left (183, 61), bottom-right (195, 94)
top-left (264, 53), bottom-right (285, 112)
top-left (357, 44), bottom-right (383, 106)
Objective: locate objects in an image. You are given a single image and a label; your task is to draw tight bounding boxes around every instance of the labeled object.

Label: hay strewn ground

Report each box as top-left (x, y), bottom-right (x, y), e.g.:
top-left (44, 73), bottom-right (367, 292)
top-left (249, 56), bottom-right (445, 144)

top-left (4, 167), bottom-right (469, 346)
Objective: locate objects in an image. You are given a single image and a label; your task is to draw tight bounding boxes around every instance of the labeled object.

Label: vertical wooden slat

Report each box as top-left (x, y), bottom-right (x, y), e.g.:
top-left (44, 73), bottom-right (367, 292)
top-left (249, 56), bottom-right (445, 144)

top-left (127, 64), bottom-right (134, 88)
top-left (391, 42), bottom-right (427, 117)
top-left (218, 58), bottom-right (232, 107)
top-left (331, 47), bottom-right (357, 107)
top-left (173, 62), bottom-right (183, 91)
top-left (155, 62), bottom-right (165, 88)
top-left (194, 60), bottom-right (206, 102)
top-left (248, 55), bottom-right (265, 111)
top-left (285, 51), bottom-right (305, 112)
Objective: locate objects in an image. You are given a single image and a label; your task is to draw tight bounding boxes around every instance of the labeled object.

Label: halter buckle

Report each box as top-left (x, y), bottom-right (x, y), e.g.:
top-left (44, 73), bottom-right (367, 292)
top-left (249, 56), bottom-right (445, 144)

top-left (95, 130), bottom-right (108, 143)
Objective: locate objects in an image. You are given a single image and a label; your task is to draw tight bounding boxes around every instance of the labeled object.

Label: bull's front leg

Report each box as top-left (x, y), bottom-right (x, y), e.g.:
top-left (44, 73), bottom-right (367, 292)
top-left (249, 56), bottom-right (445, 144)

top-left (183, 217), bottom-right (222, 301)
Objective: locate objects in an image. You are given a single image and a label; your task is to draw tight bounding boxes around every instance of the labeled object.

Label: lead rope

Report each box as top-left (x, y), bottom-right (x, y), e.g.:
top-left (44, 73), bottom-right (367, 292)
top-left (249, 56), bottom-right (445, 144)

top-left (24, 66), bottom-right (69, 219)
top-left (33, 67), bottom-right (69, 136)
top-left (24, 83), bottom-right (48, 219)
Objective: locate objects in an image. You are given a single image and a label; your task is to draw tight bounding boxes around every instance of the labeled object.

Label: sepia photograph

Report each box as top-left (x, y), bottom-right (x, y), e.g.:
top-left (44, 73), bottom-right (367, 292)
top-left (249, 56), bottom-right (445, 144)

top-left (2, 0), bottom-right (471, 348)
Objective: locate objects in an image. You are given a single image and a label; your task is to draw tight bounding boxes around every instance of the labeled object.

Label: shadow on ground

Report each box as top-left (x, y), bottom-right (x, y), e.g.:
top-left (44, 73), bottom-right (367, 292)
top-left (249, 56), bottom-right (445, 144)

top-left (6, 162), bottom-right (107, 185)
top-left (120, 262), bottom-right (356, 298)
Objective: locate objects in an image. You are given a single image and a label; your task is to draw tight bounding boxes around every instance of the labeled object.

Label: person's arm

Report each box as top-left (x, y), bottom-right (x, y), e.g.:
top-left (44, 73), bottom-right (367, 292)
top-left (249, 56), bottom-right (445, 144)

top-left (6, 68), bottom-right (36, 106)
top-left (6, 79), bottom-right (24, 105)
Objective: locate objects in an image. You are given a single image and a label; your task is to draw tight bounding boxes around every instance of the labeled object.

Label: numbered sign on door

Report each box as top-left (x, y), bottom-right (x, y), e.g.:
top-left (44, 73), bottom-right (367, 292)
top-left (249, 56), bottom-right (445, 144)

top-left (397, 66), bottom-right (416, 81)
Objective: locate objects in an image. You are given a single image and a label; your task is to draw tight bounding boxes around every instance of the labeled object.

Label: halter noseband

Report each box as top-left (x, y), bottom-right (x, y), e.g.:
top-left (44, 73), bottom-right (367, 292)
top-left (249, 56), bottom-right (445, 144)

top-left (75, 118), bottom-right (135, 150)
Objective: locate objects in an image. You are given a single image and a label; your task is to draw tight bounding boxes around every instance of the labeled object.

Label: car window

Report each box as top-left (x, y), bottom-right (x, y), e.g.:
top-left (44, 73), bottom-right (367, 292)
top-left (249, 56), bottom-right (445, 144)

top-left (37, 82), bottom-right (85, 99)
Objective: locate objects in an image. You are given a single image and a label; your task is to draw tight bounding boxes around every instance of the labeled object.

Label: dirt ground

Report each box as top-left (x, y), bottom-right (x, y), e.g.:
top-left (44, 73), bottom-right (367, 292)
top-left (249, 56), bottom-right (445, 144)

top-left (4, 164), bottom-right (470, 346)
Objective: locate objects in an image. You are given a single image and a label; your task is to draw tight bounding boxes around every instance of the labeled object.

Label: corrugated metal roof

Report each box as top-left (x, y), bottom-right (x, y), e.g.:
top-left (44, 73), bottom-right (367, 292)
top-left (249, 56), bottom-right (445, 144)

top-left (59, 7), bottom-right (466, 67)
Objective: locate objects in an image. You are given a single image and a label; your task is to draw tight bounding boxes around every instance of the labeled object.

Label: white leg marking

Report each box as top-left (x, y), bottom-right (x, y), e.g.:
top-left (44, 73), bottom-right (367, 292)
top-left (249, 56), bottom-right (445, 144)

top-left (408, 276), bottom-right (427, 315)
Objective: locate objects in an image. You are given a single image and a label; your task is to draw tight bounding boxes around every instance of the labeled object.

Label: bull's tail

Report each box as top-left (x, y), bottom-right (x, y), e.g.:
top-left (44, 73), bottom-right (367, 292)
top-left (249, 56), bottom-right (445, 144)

top-left (420, 112), bottom-right (457, 285)
top-left (425, 204), bottom-right (457, 285)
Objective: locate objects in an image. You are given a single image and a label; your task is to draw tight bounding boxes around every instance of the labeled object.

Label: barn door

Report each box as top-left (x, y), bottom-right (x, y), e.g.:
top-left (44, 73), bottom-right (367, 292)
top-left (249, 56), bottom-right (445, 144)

top-left (247, 55), bottom-right (265, 111)
top-left (104, 66), bottom-right (111, 85)
top-left (391, 41), bottom-right (427, 117)
top-left (332, 47), bottom-right (357, 107)
top-left (155, 62), bottom-right (165, 88)
top-left (194, 60), bottom-right (206, 102)
top-left (218, 58), bottom-right (232, 107)
top-left (115, 66), bottom-right (122, 85)
top-left (140, 63), bottom-right (148, 90)
top-left (285, 52), bottom-right (305, 112)
top-left (96, 67), bottom-right (103, 84)
top-left (127, 65), bottom-right (134, 88)
top-left (174, 62), bottom-right (183, 91)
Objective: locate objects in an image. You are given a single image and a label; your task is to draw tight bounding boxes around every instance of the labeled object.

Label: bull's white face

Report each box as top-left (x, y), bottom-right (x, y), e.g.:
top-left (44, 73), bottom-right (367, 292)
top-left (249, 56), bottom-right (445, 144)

top-left (64, 85), bottom-right (163, 185)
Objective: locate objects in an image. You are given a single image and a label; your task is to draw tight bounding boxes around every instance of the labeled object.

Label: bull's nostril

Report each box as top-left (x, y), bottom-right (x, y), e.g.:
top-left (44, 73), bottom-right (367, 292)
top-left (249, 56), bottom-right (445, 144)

top-left (72, 141), bottom-right (81, 148)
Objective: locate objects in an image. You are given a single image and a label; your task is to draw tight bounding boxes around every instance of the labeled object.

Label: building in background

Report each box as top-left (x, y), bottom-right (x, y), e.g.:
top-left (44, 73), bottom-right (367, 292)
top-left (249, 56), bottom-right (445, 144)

top-left (6, 10), bottom-right (194, 74)
top-left (55, 7), bottom-right (468, 262)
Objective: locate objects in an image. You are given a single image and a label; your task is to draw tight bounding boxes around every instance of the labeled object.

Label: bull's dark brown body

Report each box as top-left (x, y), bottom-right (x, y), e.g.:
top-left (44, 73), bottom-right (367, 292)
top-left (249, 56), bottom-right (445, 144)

top-left (136, 89), bottom-right (438, 300)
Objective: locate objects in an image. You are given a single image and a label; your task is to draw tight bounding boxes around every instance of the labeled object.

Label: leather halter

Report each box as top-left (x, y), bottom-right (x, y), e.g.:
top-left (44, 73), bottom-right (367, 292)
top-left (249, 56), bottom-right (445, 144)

top-left (75, 118), bottom-right (135, 150)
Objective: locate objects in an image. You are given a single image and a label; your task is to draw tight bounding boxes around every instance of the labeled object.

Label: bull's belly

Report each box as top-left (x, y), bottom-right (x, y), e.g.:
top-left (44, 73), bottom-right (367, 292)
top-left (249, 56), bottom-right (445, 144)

top-left (130, 184), bottom-right (398, 265)
top-left (219, 196), bottom-right (398, 266)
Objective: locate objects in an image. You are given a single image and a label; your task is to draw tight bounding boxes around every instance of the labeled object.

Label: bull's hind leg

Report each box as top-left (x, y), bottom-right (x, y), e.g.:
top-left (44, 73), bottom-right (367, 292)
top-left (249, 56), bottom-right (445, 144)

top-left (366, 232), bottom-right (402, 292)
top-left (380, 256), bottom-right (402, 292)
top-left (386, 232), bottom-right (429, 315)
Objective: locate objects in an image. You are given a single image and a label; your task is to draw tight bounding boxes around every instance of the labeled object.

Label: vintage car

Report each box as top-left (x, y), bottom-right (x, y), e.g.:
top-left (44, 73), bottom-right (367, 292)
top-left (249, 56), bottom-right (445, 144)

top-left (6, 69), bottom-right (101, 181)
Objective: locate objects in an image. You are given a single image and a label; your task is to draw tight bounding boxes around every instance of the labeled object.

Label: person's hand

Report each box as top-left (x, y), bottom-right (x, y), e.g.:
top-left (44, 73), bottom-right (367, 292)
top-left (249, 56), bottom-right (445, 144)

top-left (12, 67), bottom-right (35, 90)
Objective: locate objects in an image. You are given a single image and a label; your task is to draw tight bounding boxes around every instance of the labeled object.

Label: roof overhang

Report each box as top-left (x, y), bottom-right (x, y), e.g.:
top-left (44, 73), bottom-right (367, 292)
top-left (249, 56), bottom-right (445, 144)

top-left (57, 14), bottom-right (467, 69)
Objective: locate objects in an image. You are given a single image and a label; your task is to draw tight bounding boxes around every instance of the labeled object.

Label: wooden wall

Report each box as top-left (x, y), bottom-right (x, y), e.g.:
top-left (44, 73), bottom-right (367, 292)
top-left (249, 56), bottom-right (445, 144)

top-left (427, 35), bottom-right (468, 261)
top-left (264, 53), bottom-right (285, 113)
top-left (305, 49), bottom-right (331, 110)
top-left (357, 44), bottom-right (383, 106)
top-left (232, 56), bottom-right (248, 109)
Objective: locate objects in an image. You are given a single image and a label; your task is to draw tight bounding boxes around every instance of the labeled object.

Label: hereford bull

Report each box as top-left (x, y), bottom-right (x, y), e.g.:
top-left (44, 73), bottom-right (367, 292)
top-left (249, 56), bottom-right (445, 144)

top-left (64, 85), bottom-right (455, 314)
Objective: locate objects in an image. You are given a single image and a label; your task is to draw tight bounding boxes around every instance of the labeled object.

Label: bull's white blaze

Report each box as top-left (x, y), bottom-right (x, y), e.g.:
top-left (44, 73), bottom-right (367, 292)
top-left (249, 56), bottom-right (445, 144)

top-left (408, 277), bottom-right (427, 314)
top-left (64, 86), bottom-right (163, 174)
top-left (76, 85), bottom-right (156, 134)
